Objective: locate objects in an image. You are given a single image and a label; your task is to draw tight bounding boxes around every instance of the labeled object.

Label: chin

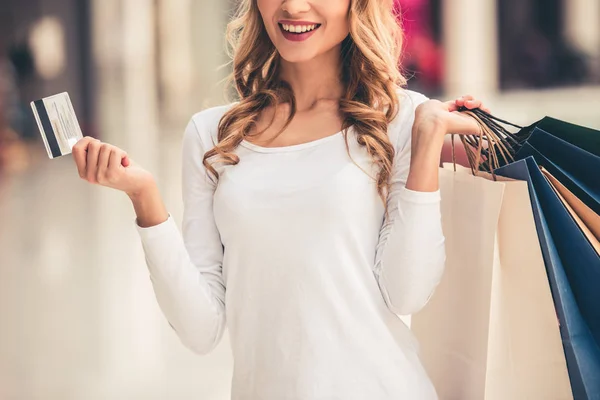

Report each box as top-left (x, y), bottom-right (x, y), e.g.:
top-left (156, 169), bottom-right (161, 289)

top-left (280, 53), bottom-right (314, 64)
top-left (277, 49), bottom-right (320, 64)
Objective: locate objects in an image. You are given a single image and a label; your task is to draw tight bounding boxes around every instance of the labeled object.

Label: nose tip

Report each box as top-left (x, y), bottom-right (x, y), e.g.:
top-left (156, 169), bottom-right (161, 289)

top-left (281, 0), bottom-right (310, 15)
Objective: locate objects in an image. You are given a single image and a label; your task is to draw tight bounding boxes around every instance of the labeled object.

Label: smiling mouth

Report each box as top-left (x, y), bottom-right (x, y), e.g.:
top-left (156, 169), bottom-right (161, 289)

top-left (278, 23), bottom-right (322, 34)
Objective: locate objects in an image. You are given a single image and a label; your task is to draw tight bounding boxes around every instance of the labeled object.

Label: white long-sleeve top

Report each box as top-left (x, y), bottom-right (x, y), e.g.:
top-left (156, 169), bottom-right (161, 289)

top-left (134, 89), bottom-right (445, 400)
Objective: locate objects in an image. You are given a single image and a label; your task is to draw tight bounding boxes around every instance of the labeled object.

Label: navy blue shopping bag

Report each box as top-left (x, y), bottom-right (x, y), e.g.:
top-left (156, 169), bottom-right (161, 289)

top-left (459, 108), bottom-right (600, 171)
top-left (515, 129), bottom-right (600, 214)
top-left (496, 157), bottom-right (600, 400)
top-left (519, 117), bottom-right (600, 157)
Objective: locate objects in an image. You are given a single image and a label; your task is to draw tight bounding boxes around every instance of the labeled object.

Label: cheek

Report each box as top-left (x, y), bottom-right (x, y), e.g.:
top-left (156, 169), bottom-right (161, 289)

top-left (324, 2), bottom-right (351, 40)
top-left (256, 0), bottom-right (278, 33)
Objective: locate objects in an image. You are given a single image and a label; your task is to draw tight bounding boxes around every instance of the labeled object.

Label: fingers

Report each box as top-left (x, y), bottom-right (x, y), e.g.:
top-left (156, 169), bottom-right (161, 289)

top-left (455, 95), bottom-right (491, 113)
top-left (73, 136), bottom-right (127, 185)
top-left (121, 154), bottom-right (130, 167)
top-left (106, 148), bottom-right (129, 185)
top-left (96, 144), bottom-right (112, 183)
top-left (456, 96), bottom-right (481, 109)
top-left (86, 139), bottom-right (102, 183)
top-left (467, 99), bottom-right (482, 109)
top-left (72, 136), bottom-right (96, 179)
top-left (98, 144), bottom-right (128, 185)
top-left (445, 100), bottom-right (460, 113)
top-left (108, 148), bottom-right (127, 171)
top-left (455, 95), bottom-right (474, 108)
top-left (448, 112), bottom-right (483, 136)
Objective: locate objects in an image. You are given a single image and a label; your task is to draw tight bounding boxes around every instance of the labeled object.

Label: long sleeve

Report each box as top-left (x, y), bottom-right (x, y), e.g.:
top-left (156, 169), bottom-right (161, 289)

top-left (373, 93), bottom-right (446, 316)
top-left (126, 99), bottom-right (445, 398)
top-left (134, 116), bottom-right (226, 354)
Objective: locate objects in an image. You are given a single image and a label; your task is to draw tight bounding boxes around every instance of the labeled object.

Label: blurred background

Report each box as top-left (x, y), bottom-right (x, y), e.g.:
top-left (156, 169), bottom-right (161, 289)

top-left (0, 0), bottom-right (599, 399)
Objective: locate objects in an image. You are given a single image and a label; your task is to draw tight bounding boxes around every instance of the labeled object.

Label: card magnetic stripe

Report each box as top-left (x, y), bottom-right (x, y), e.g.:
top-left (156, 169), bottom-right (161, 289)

top-left (33, 99), bottom-right (61, 158)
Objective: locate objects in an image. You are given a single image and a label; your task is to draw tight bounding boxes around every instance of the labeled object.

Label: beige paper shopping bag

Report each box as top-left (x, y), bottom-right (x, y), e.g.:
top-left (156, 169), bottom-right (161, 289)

top-left (411, 164), bottom-right (572, 400)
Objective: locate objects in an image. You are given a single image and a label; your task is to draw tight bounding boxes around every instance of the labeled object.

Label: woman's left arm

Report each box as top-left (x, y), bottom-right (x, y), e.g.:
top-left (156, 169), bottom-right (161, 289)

top-left (374, 95), bottom-right (486, 315)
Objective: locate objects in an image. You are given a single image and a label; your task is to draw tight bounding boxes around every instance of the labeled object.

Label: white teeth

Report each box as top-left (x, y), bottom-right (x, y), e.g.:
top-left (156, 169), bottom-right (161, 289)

top-left (282, 23), bottom-right (318, 33)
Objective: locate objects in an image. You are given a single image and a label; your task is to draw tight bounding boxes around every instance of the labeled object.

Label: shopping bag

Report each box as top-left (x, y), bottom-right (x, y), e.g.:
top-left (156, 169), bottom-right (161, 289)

top-left (455, 108), bottom-right (600, 173)
top-left (519, 117), bottom-right (600, 157)
top-left (496, 157), bottom-right (600, 399)
top-left (540, 167), bottom-right (600, 243)
top-left (497, 154), bottom-right (600, 345)
top-left (411, 163), bottom-right (572, 400)
top-left (515, 128), bottom-right (600, 214)
top-left (516, 141), bottom-right (600, 218)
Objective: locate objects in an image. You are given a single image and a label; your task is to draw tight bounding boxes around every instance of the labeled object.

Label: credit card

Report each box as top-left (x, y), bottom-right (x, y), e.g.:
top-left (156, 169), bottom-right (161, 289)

top-left (30, 92), bottom-right (84, 158)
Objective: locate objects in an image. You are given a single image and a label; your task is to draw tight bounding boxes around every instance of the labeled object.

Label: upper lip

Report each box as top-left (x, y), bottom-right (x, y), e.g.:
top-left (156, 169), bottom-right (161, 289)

top-left (278, 20), bottom-right (320, 26)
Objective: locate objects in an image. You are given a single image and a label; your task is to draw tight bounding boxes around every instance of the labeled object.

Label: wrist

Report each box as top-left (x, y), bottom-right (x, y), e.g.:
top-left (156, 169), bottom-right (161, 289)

top-left (411, 120), bottom-right (446, 160)
top-left (414, 104), bottom-right (448, 137)
top-left (405, 119), bottom-right (446, 193)
top-left (127, 178), bottom-right (158, 201)
top-left (128, 180), bottom-right (169, 228)
top-left (413, 112), bottom-right (447, 137)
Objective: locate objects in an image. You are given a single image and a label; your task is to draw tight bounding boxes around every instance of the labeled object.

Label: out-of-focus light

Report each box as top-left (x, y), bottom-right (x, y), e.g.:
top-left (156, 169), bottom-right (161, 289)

top-left (28, 16), bottom-right (66, 80)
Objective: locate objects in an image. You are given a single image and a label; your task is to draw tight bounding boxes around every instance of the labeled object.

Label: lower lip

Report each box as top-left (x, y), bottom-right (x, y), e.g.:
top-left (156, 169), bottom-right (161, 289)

top-left (280, 24), bottom-right (320, 42)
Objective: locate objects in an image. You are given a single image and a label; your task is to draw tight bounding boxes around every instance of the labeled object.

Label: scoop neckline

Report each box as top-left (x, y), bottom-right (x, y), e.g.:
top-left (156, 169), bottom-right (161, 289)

top-left (240, 128), bottom-right (348, 153)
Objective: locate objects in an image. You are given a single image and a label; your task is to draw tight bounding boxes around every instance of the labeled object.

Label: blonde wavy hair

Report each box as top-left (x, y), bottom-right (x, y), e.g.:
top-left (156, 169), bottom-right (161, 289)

top-left (203, 0), bottom-right (407, 203)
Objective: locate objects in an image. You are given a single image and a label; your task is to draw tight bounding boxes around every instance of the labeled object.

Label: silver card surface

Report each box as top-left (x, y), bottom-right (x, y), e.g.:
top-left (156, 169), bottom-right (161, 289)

top-left (30, 92), bottom-right (84, 159)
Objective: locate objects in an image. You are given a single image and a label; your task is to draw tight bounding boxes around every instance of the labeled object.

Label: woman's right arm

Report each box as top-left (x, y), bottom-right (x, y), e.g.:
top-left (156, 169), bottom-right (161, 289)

top-left (73, 117), bottom-right (227, 355)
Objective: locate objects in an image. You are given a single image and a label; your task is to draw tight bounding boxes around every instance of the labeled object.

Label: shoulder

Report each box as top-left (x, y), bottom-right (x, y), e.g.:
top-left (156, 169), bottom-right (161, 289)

top-left (184, 102), bottom-right (237, 150)
top-left (183, 89), bottom-right (429, 150)
top-left (388, 87), bottom-right (430, 151)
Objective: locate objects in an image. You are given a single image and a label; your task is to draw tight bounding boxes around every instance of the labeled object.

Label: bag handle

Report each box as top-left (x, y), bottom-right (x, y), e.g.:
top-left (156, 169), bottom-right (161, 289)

top-left (452, 107), bottom-right (524, 177)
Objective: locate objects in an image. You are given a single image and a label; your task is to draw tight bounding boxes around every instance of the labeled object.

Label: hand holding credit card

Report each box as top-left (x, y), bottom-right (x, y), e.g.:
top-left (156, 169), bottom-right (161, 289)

top-left (30, 92), bottom-right (128, 165)
top-left (31, 92), bottom-right (85, 158)
top-left (31, 92), bottom-right (155, 196)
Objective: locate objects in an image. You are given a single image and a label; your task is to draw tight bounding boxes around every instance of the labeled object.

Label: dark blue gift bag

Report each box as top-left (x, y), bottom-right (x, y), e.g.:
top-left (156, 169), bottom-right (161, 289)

top-left (519, 117), bottom-right (600, 157)
top-left (516, 128), bottom-right (600, 214)
top-left (496, 157), bottom-right (600, 399)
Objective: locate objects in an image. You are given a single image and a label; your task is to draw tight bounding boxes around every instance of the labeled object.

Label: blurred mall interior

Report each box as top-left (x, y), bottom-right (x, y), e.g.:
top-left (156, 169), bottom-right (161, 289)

top-left (1, 0), bottom-right (599, 398)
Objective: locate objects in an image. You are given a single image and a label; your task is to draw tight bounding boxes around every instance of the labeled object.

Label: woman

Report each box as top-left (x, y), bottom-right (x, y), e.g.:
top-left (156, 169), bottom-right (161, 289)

top-left (73, 0), bottom-right (487, 398)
